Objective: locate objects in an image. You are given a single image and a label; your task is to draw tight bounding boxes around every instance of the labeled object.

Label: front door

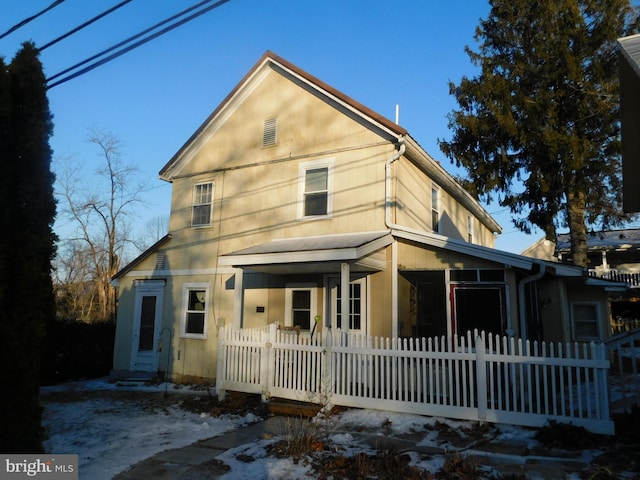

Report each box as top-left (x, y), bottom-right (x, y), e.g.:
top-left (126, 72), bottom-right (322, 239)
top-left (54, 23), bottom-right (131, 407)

top-left (131, 281), bottom-right (164, 372)
top-left (327, 276), bottom-right (367, 334)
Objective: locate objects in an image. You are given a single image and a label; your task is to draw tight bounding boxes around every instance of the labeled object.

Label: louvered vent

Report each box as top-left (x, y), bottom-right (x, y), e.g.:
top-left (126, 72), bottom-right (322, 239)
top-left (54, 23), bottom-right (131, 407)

top-left (263, 117), bottom-right (277, 147)
top-left (155, 252), bottom-right (167, 270)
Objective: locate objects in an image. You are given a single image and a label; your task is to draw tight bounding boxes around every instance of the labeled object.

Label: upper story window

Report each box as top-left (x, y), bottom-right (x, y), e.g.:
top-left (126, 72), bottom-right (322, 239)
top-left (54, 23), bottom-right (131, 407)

top-left (263, 117), bottom-right (278, 147)
top-left (192, 182), bottom-right (213, 227)
top-left (467, 215), bottom-right (474, 243)
top-left (298, 158), bottom-right (334, 219)
top-left (431, 186), bottom-right (440, 233)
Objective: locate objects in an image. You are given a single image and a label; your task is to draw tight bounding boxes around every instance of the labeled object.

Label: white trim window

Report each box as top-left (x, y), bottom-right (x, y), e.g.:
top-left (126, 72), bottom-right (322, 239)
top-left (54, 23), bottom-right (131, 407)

top-left (297, 159), bottom-right (334, 219)
top-left (571, 302), bottom-right (600, 341)
top-left (431, 186), bottom-right (440, 233)
top-left (181, 283), bottom-right (209, 338)
top-left (285, 283), bottom-right (317, 332)
top-left (192, 182), bottom-right (213, 227)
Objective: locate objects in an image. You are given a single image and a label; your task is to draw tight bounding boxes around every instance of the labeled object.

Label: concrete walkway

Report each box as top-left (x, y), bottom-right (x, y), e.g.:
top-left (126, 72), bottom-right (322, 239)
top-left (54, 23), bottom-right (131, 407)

top-left (114, 416), bottom-right (591, 479)
top-left (113, 417), bottom-right (292, 480)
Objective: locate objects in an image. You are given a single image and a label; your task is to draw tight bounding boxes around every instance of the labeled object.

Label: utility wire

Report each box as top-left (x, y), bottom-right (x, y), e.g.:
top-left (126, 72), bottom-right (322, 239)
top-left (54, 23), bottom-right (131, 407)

top-left (0, 0), bottom-right (66, 40)
top-left (40, 0), bottom-right (134, 52)
top-left (47, 0), bottom-right (215, 83)
top-left (47, 0), bottom-right (231, 89)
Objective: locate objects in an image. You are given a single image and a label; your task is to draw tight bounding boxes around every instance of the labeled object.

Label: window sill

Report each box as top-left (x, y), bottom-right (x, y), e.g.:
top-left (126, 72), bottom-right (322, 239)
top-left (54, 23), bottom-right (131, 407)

top-left (181, 334), bottom-right (207, 340)
top-left (297, 215), bottom-right (332, 222)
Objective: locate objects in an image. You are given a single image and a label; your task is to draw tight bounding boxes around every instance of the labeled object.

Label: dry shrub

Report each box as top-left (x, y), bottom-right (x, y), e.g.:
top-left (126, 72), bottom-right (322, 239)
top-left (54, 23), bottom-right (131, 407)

top-left (438, 452), bottom-right (481, 480)
top-left (267, 417), bottom-right (325, 459)
top-left (534, 421), bottom-right (601, 450)
top-left (316, 450), bottom-right (432, 480)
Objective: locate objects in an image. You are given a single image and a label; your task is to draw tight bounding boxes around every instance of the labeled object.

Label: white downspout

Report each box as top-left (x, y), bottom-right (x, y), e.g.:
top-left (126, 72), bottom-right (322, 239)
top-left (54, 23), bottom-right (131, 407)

top-left (385, 138), bottom-right (406, 230)
top-left (518, 262), bottom-right (545, 340)
top-left (386, 138), bottom-right (405, 339)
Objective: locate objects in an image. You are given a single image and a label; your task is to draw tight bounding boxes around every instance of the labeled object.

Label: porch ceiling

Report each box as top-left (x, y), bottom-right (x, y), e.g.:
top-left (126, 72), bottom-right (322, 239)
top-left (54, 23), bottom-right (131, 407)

top-left (218, 231), bottom-right (393, 274)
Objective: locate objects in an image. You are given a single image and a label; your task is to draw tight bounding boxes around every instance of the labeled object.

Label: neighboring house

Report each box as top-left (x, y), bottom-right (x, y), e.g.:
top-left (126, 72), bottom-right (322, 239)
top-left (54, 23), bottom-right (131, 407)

top-left (111, 52), bottom-right (620, 383)
top-left (524, 229), bottom-right (640, 333)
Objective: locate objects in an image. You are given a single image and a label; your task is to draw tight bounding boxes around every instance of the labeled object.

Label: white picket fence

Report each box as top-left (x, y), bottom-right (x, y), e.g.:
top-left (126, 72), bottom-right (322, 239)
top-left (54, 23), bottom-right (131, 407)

top-left (216, 324), bottom-right (613, 434)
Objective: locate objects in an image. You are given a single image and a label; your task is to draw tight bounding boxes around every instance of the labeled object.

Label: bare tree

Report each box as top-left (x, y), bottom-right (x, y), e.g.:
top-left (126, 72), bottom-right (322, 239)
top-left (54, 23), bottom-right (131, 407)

top-left (136, 214), bottom-right (170, 252)
top-left (56, 130), bottom-right (146, 322)
top-left (53, 240), bottom-right (97, 322)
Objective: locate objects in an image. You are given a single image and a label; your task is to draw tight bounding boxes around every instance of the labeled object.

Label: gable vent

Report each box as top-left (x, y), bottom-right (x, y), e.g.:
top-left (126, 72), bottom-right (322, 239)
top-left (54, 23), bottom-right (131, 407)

top-left (155, 252), bottom-right (167, 270)
top-left (263, 117), bottom-right (277, 147)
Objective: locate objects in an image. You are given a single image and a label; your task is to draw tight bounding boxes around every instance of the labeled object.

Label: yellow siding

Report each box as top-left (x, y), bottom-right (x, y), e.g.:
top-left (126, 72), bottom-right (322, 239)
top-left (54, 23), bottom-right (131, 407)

top-left (167, 69), bottom-right (394, 265)
top-left (397, 240), bottom-right (499, 270)
top-left (115, 61), bottom-right (509, 383)
top-left (395, 156), bottom-right (496, 246)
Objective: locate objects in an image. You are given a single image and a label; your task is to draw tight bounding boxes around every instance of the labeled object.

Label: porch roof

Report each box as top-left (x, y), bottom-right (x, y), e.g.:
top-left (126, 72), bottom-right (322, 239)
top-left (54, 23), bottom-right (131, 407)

top-left (391, 228), bottom-right (611, 280)
top-left (218, 231), bottom-right (393, 274)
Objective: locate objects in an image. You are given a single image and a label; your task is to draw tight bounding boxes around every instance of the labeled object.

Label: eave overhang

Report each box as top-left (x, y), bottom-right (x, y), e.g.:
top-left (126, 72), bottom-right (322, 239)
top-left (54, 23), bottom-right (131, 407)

top-left (584, 277), bottom-right (629, 292)
top-left (111, 234), bottom-right (172, 283)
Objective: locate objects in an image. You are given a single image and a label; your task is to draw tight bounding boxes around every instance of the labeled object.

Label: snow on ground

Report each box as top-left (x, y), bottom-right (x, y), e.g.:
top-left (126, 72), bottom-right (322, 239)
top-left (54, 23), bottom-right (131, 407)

top-left (40, 378), bottom-right (607, 480)
top-left (41, 379), bottom-right (257, 480)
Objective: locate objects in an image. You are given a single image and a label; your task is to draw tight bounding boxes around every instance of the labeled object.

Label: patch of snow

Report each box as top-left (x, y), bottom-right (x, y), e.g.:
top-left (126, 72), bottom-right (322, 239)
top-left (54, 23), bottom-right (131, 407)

top-left (40, 377), bottom-right (617, 480)
top-left (41, 379), bottom-right (251, 479)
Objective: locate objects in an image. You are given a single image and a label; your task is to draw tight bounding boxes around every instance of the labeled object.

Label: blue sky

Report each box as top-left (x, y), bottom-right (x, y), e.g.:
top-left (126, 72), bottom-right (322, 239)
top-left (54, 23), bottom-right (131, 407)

top-left (0, 0), bottom-right (542, 253)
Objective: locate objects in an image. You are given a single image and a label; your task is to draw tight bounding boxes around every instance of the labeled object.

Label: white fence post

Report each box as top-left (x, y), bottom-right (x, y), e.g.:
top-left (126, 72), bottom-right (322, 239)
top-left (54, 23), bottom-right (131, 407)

top-left (216, 325), bottom-right (227, 401)
top-left (260, 323), bottom-right (277, 402)
top-left (594, 341), bottom-right (610, 421)
top-left (322, 328), bottom-right (333, 411)
top-left (475, 333), bottom-right (487, 420)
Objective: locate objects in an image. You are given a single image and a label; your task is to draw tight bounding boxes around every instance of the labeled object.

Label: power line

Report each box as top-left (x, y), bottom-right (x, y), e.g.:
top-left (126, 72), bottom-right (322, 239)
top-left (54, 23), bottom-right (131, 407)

top-left (46, 0), bottom-right (232, 89)
top-left (0, 0), bottom-right (66, 40)
top-left (40, 0), bottom-right (134, 52)
top-left (46, 0), bottom-right (227, 85)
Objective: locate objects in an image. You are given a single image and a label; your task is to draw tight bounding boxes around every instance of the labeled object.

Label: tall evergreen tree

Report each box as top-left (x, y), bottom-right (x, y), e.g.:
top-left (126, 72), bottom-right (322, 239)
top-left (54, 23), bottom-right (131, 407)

top-left (439, 0), bottom-right (639, 266)
top-left (0, 42), bottom-right (55, 453)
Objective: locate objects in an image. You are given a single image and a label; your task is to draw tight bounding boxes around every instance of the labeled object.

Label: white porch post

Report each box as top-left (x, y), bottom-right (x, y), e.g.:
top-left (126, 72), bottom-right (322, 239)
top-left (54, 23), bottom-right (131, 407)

top-left (340, 262), bottom-right (350, 331)
top-left (232, 268), bottom-right (244, 329)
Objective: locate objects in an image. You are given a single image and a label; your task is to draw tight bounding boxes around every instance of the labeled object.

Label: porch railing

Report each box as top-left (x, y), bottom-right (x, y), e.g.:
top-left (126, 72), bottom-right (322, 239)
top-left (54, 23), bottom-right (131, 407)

top-left (217, 324), bottom-right (614, 435)
top-left (588, 268), bottom-right (640, 287)
top-left (604, 328), bottom-right (640, 410)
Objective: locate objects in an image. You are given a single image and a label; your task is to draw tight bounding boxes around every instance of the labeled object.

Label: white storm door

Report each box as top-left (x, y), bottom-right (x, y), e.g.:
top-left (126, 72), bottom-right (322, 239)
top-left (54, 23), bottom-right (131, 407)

top-left (130, 281), bottom-right (165, 372)
top-left (327, 276), bottom-right (367, 334)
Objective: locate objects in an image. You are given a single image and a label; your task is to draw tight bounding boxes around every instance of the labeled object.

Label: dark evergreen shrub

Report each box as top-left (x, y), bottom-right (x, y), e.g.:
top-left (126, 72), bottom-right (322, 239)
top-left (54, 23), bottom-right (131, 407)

top-left (40, 318), bottom-right (115, 385)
